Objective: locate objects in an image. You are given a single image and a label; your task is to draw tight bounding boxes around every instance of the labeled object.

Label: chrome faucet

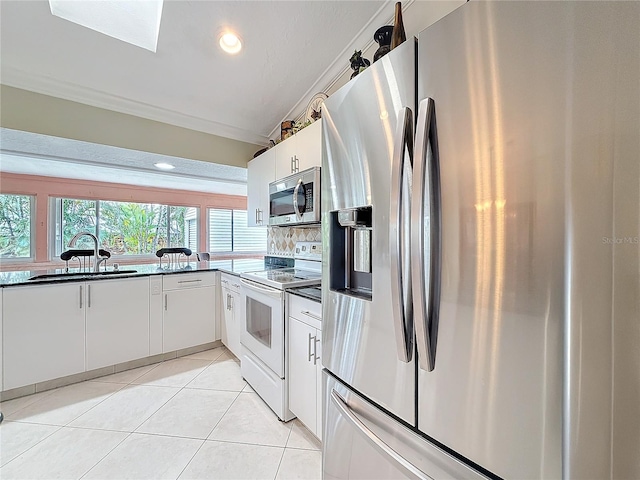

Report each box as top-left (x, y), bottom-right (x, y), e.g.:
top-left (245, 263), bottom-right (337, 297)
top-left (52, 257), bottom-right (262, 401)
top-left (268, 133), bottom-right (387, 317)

top-left (69, 232), bottom-right (103, 272)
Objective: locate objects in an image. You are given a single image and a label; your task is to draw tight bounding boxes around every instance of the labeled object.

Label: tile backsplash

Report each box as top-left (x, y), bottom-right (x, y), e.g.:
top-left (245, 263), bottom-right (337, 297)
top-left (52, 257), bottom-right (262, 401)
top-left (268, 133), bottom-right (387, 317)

top-left (267, 226), bottom-right (322, 257)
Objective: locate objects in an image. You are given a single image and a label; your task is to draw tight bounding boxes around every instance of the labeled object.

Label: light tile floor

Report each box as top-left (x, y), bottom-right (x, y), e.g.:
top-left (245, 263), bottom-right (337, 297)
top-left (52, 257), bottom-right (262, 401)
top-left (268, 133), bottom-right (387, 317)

top-left (0, 346), bottom-right (322, 480)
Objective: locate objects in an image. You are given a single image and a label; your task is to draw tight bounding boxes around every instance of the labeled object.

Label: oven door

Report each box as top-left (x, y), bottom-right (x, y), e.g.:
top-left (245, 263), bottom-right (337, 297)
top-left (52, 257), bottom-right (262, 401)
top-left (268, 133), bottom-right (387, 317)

top-left (240, 278), bottom-right (285, 377)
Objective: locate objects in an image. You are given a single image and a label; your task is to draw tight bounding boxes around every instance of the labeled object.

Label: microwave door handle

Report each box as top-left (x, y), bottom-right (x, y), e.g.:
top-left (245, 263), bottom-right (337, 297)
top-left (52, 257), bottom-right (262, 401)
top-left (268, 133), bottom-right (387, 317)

top-left (412, 98), bottom-right (441, 372)
top-left (389, 106), bottom-right (414, 363)
top-left (293, 179), bottom-right (303, 218)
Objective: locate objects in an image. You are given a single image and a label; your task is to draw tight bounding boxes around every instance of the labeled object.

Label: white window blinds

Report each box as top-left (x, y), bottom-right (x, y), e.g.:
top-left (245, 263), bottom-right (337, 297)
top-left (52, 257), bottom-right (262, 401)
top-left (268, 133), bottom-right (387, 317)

top-left (208, 209), bottom-right (266, 253)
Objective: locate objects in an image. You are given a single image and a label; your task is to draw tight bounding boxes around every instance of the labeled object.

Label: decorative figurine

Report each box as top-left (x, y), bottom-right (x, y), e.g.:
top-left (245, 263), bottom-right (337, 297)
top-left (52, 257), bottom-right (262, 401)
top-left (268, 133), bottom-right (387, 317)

top-left (350, 50), bottom-right (370, 79)
top-left (373, 25), bottom-right (394, 62)
top-left (391, 2), bottom-right (407, 49)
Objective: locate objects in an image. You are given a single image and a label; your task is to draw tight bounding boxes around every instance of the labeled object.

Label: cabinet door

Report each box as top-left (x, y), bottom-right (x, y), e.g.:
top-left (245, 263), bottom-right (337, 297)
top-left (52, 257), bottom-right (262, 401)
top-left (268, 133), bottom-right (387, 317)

top-left (275, 135), bottom-right (298, 178)
top-left (221, 287), bottom-right (232, 352)
top-left (288, 316), bottom-right (318, 434)
top-left (294, 120), bottom-right (322, 172)
top-left (315, 330), bottom-right (323, 441)
top-left (1, 289), bottom-right (3, 390)
top-left (247, 149), bottom-right (275, 227)
top-left (85, 277), bottom-right (150, 370)
top-left (227, 289), bottom-right (242, 358)
top-left (164, 286), bottom-right (216, 352)
top-left (3, 283), bottom-right (85, 390)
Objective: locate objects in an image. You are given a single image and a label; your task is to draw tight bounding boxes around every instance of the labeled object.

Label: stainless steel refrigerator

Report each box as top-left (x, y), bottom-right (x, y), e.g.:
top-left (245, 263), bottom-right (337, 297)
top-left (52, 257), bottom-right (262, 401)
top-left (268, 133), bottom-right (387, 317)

top-left (321, 2), bottom-right (639, 479)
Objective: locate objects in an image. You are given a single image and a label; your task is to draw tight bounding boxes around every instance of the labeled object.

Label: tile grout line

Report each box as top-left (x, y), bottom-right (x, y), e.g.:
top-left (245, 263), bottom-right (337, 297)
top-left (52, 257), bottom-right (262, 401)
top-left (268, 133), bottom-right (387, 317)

top-left (202, 390), bottom-right (243, 440)
top-left (272, 416), bottom-right (297, 479)
top-left (0, 423), bottom-right (65, 470)
top-left (75, 357), bottom-right (200, 480)
top-left (78, 431), bottom-right (134, 480)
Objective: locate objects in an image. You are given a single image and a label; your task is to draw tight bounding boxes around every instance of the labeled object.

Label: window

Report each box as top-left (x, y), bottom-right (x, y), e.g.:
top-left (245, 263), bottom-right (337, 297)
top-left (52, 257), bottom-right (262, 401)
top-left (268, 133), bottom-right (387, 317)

top-left (0, 194), bottom-right (34, 259)
top-left (208, 209), bottom-right (266, 253)
top-left (53, 198), bottom-right (198, 256)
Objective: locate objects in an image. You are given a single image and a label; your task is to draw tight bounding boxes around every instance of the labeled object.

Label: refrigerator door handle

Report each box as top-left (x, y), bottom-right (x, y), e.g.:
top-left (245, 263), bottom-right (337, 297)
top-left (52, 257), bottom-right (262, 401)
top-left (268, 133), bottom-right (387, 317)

top-left (331, 389), bottom-right (428, 480)
top-left (412, 97), bottom-right (442, 372)
top-left (390, 106), bottom-right (415, 363)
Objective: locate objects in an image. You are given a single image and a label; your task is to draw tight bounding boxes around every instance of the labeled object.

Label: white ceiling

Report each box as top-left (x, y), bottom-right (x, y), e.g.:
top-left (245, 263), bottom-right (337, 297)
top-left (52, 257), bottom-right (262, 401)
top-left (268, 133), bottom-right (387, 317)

top-left (0, 0), bottom-right (394, 192)
top-left (0, 0), bottom-right (389, 144)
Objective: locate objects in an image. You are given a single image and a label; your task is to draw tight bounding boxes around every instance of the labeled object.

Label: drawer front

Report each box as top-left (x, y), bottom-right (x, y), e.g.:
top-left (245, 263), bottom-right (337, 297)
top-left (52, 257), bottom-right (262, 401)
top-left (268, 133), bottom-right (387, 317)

top-left (288, 293), bottom-right (322, 330)
top-left (220, 273), bottom-right (241, 294)
top-left (163, 271), bottom-right (216, 290)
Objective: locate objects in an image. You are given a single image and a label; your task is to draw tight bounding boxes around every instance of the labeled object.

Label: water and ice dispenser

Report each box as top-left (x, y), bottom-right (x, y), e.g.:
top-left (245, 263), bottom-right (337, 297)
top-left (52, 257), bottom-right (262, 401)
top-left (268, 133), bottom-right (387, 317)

top-left (328, 206), bottom-right (373, 300)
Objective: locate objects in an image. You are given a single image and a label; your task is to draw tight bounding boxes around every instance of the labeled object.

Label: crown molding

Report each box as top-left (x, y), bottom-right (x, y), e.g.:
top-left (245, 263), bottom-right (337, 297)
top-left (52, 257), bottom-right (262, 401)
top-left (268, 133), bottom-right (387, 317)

top-left (1, 66), bottom-right (269, 146)
top-left (269, 0), bottom-right (415, 140)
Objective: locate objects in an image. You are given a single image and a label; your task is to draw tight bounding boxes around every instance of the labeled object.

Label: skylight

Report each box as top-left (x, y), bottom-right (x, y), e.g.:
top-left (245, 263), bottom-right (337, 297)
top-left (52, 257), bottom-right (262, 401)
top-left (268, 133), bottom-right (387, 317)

top-left (49, 0), bottom-right (164, 52)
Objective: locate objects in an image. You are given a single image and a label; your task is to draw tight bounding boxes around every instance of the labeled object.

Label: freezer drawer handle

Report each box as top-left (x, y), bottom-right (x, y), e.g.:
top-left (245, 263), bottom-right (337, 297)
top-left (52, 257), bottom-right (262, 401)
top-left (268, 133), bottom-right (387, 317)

top-left (389, 106), bottom-right (415, 363)
top-left (330, 390), bottom-right (428, 480)
top-left (412, 97), bottom-right (442, 372)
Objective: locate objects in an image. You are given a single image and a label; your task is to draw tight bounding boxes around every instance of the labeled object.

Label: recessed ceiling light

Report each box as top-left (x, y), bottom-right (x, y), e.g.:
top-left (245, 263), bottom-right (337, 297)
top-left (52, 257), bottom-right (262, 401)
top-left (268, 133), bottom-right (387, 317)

top-left (49, 0), bottom-right (164, 52)
top-left (219, 32), bottom-right (242, 54)
top-left (154, 162), bottom-right (175, 170)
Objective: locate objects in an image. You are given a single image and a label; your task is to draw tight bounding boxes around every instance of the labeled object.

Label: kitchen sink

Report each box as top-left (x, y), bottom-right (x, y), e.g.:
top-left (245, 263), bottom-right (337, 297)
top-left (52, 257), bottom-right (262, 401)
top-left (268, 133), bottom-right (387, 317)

top-left (28, 270), bottom-right (138, 281)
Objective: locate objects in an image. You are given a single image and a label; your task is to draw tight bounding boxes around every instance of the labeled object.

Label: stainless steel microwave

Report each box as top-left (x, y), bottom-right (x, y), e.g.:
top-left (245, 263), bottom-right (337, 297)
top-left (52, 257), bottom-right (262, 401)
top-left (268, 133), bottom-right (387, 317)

top-left (268, 166), bottom-right (321, 226)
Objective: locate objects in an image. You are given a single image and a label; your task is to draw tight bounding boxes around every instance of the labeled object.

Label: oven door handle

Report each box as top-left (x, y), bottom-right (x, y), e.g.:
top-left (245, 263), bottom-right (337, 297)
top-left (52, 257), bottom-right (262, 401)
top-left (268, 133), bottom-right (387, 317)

top-left (240, 278), bottom-right (282, 297)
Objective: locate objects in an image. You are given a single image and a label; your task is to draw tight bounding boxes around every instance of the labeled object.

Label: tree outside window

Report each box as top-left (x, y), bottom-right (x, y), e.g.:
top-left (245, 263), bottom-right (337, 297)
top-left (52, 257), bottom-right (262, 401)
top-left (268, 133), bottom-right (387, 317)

top-left (53, 198), bottom-right (197, 256)
top-left (0, 194), bottom-right (33, 258)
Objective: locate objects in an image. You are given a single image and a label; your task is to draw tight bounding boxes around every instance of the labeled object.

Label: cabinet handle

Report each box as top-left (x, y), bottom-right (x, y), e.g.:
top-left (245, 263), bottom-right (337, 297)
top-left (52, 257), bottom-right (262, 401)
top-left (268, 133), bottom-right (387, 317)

top-left (308, 333), bottom-right (316, 362)
top-left (291, 156), bottom-right (295, 173)
top-left (295, 156), bottom-right (300, 172)
top-left (88, 284), bottom-right (91, 308)
top-left (164, 294), bottom-right (168, 311)
top-left (302, 310), bottom-right (322, 321)
top-left (258, 209), bottom-right (263, 224)
top-left (178, 279), bottom-right (202, 284)
top-left (314, 337), bottom-right (320, 365)
top-left (79, 285), bottom-right (83, 309)
top-left (227, 293), bottom-right (231, 310)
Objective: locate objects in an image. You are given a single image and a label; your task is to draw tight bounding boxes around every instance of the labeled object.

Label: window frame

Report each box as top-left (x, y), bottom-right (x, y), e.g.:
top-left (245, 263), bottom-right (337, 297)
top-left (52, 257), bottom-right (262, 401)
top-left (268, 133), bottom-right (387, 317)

top-left (207, 208), bottom-right (267, 255)
top-left (0, 193), bottom-right (36, 263)
top-left (49, 197), bottom-right (199, 261)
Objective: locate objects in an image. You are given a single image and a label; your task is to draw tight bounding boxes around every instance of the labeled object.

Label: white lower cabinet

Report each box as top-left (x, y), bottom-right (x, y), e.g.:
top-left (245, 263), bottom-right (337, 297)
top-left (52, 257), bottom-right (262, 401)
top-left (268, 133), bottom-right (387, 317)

top-left (85, 277), bottom-right (150, 370)
top-left (1, 288), bottom-right (4, 390)
top-left (163, 272), bottom-right (216, 352)
top-left (287, 293), bottom-right (322, 440)
top-left (3, 283), bottom-right (86, 390)
top-left (220, 273), bottom-right (242, 358)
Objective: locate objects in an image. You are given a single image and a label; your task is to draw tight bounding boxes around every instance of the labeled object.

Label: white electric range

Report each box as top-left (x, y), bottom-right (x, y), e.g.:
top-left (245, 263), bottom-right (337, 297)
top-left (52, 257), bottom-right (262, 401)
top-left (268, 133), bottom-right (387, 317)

top-left (239, 241), bottom-right (322, 421)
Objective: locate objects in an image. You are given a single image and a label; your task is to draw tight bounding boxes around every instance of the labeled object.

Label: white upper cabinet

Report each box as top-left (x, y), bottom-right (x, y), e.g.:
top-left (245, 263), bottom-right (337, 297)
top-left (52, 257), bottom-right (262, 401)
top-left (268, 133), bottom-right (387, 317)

top-left (275, 132), bottom-right (299, 179)
top-left (292, 120), bottom-right (322, 174)
top-left (247, 148), bottom-right (275, 227)
top-left (275, 120), bottom-right (322, 179)
top-left (247, 120), bottom-right (322, 228)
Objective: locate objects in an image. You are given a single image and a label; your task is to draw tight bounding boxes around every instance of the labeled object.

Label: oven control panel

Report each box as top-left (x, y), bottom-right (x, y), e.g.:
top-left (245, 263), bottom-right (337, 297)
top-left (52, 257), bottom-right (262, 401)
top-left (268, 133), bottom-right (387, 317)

top-left (294, 241), bottom-right (322, 260)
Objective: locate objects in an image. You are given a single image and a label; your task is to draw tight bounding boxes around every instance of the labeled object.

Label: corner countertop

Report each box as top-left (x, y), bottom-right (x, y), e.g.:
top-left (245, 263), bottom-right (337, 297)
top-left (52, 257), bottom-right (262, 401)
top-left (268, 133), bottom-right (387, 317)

top-left (0, 258), bottom-right (267, 288)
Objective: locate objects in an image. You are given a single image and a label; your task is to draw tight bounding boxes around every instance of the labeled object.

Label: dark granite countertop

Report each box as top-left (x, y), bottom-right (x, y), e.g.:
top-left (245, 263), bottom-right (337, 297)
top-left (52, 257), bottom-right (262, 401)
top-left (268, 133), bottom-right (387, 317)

top-left (287, 285), bottom-right (322, 303)
top-left (0, 258), bottom-right (267, 288)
